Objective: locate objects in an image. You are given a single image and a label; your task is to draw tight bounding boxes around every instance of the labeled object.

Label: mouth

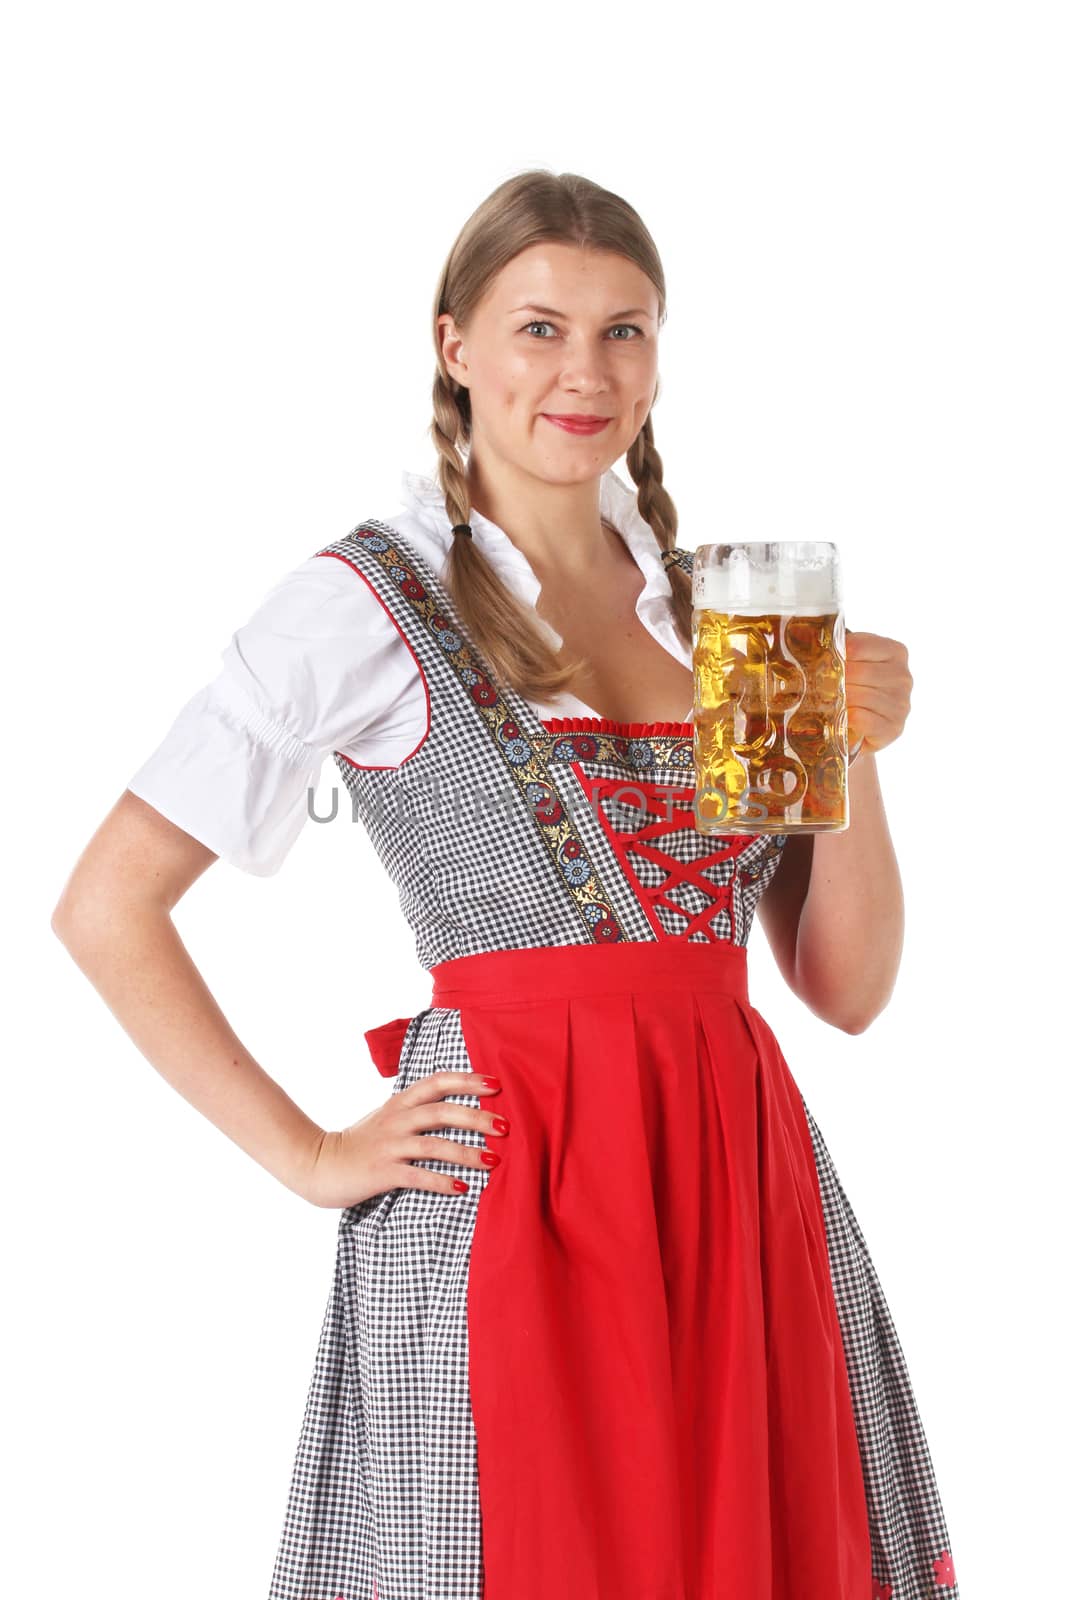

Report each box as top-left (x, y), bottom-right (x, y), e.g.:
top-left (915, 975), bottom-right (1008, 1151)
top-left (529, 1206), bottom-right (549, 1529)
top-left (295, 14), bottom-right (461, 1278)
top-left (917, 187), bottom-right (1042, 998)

top-left (542, 414), bottom-right (613, 435)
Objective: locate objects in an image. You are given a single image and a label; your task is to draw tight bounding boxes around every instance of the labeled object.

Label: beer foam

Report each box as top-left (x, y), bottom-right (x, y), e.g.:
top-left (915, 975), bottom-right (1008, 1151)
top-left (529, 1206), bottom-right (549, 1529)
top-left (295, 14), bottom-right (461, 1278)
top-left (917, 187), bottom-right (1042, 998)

top-left (692, 542), bottom-right (841, 616)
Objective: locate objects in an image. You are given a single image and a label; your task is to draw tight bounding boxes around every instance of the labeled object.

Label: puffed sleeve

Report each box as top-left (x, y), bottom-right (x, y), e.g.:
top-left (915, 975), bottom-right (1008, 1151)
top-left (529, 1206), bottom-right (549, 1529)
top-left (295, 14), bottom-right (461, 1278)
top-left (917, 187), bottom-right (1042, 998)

top-left (126, 554), bottom-right (428, 876)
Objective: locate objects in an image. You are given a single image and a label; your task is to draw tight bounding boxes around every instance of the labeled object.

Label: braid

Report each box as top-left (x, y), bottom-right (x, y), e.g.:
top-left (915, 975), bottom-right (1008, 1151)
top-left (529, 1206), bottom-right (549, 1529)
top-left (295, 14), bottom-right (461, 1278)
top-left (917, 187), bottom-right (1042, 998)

top-left (627, 410), bottom-right (694, 630)
top-left (429, 370), bottom-right (471, 535)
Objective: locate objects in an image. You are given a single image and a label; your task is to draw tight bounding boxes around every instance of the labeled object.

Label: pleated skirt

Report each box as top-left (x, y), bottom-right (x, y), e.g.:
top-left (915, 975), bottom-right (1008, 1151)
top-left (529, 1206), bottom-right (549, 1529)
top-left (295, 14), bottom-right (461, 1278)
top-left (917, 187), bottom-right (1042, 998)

top-left (268, 939), bottom-right (959, 1600)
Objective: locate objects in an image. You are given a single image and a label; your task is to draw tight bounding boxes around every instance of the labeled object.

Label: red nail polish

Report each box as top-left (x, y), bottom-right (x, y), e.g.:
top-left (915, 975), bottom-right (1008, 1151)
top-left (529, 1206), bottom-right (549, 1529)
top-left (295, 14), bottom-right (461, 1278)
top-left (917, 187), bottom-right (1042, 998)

top-left (452, 1178), bottom-right (469, 1192)
top-left (481, 1075), bottom-right (502, 1090)
top-left (480, 1150), bottom-right (501, 1167)
top-left (492, 1116), bottom-right (510, 1135)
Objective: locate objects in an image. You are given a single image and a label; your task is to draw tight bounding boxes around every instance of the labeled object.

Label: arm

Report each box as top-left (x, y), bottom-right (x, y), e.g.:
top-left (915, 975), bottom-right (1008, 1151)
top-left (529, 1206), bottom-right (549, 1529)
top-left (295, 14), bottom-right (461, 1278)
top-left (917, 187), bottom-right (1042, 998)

top-left (50, 790), bottom-right (328, 1200)
top-left (755, 747), bottom-right (904, 1034)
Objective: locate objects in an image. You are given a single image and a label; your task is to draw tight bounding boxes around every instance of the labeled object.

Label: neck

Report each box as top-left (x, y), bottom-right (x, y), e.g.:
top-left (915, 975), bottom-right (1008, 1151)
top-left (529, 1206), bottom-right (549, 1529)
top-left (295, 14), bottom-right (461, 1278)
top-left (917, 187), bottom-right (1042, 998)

top-left (466, 454), bottom-right (615, 582)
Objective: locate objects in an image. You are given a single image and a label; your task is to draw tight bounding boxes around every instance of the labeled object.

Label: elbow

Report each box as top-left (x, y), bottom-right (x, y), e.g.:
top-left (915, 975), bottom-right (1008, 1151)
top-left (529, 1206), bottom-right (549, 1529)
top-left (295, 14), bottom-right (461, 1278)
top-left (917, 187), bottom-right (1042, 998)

top-left (50, 881), bottom-right (114, 952)
top-left (793, 962), bottom-right (899, 1037)
top-left (836, 991), bottom-right (895, 1035)
top-left (798, 988), bottom-right (890, 1036)
top-left (51, 899), bottom-right (91, 954)
top-left (809, 1004), bottom-right (876, 1036)
top-left (50, 888), bottom-right (79, 947)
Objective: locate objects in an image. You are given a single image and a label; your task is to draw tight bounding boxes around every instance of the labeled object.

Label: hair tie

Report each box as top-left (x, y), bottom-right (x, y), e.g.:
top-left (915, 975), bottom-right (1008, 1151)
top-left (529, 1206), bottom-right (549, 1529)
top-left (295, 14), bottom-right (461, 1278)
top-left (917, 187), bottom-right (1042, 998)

top-left (452, 523), bottom-right (473, 538)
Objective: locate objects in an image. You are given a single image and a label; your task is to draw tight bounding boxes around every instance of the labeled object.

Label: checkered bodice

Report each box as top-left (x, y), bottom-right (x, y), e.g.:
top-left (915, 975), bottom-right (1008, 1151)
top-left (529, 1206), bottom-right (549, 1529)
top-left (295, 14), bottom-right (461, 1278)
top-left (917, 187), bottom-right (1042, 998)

top-left (315, 519), bottom-right (788, 971)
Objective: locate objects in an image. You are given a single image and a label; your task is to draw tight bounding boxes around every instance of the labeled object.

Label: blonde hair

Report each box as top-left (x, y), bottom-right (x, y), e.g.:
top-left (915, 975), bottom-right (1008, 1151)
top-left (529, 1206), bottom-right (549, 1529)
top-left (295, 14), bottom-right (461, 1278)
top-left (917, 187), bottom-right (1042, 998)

top-left (428, 168), bottom-right (691, 709)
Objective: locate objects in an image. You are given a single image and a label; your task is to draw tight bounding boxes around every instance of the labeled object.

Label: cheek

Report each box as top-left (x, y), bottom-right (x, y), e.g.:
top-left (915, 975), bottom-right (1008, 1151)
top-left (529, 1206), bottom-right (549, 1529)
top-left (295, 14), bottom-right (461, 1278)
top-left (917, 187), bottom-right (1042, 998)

top-left (496, 362), bottom-right (539, 411)
top-left (634, 356), bottom-right (657, 392)
top-left (633, 378), bottom-right (657, 416)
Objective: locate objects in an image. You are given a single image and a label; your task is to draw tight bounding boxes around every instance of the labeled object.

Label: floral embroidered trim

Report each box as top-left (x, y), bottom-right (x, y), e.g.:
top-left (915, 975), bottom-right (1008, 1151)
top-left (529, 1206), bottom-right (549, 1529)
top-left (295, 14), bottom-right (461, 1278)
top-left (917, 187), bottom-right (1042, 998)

top-left (540, 721), bottom-right (695, 774)
top-left (319, 523), bottom-right (630, 942)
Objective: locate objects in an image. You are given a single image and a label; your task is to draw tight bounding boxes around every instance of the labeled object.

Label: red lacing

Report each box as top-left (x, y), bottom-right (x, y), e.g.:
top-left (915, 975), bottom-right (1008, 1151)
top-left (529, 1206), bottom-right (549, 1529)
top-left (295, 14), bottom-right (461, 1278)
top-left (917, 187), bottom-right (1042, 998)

top-left (565, 765), bottom-right (746, 942)
top-left (540, 715), bottom-right (694, 738)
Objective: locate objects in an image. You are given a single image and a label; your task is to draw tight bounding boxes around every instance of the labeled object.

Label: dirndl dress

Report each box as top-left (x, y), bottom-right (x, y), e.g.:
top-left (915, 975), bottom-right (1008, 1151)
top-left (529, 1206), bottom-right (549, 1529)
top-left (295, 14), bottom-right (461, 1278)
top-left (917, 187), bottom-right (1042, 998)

top-left (266, 519), bottom-right (960, 1600)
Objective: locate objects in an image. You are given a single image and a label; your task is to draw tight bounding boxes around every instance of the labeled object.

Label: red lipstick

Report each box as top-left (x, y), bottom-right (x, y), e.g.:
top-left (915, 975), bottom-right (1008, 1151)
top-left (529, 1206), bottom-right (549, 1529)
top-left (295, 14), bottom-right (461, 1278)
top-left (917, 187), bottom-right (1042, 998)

top-left (543, 414), bottom-right (612, 435)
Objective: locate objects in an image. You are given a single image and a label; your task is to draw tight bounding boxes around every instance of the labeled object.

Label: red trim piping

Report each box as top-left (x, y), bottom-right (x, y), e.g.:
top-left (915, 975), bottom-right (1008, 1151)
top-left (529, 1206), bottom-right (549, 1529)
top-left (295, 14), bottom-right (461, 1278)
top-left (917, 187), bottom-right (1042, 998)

top-left (540, 715), bottom-right (694, 738)
top-left (315, 549), bottom-right (432, 770)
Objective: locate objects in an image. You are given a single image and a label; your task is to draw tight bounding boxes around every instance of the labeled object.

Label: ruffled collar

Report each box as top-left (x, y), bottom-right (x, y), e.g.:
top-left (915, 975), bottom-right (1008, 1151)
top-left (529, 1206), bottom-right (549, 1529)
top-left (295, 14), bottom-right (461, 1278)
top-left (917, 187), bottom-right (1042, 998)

top-left (398, 465), bottom-right (675, 636)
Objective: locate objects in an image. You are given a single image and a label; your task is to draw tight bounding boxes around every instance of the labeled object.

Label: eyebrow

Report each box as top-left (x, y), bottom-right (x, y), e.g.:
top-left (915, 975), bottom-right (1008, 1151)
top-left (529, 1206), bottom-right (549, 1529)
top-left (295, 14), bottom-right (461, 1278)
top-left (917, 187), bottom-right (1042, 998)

top-left (508, 303), bottom-right (653, 321)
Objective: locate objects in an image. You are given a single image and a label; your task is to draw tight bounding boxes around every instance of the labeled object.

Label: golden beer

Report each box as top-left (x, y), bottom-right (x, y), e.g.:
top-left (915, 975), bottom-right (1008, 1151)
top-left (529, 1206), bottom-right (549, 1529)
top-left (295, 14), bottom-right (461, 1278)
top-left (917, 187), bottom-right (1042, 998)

top-left (691, 544), bottom-right (850, 835)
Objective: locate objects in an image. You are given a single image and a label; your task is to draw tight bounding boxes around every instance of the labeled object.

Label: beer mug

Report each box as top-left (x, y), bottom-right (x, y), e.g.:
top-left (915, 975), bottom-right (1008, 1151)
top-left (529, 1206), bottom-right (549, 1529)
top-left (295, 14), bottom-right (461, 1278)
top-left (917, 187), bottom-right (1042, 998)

top-left (691, 542), bottom-right (853, 835)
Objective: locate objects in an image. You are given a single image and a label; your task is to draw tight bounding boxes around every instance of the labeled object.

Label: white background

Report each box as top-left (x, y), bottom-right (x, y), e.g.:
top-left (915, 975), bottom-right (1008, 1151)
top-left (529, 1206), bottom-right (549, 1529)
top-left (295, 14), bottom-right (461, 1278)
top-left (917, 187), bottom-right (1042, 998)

top-left (5, 2), bottom-right (1064, 1595)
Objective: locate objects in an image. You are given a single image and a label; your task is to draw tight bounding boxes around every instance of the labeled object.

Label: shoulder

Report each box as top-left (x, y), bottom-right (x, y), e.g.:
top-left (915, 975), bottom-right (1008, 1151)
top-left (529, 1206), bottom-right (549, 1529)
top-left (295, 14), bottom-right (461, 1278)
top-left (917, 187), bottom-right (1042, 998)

top-left (311, 508), bottom-right (450, 584)
top-left (239, 507), bottom-right (447, 639)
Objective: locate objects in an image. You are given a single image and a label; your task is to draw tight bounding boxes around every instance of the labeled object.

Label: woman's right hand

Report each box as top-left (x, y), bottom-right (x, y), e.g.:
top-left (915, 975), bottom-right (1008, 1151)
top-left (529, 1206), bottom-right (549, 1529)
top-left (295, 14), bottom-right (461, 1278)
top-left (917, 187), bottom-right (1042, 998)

top-left (300, 1072), bottom-right (508, 1210)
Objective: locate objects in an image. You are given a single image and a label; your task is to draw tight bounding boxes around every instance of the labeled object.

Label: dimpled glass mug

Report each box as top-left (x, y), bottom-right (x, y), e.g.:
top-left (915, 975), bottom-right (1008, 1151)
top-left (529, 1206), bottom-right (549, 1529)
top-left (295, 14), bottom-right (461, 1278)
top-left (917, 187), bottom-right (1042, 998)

top-left (690, 542), bottom-right (856, 835)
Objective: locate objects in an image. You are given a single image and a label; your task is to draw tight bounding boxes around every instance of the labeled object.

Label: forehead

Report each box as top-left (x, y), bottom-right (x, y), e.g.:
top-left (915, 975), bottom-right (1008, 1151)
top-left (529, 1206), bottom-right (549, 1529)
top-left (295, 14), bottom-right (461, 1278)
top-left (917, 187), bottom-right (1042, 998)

top-left (484, 241), bottom-right (658, 319)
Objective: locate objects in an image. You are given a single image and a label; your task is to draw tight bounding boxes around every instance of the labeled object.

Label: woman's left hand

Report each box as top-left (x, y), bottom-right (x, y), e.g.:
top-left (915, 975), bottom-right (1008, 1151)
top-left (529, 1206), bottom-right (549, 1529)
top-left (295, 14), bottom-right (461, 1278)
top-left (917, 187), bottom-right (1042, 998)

top-left (843, 628), bottom-right (913, 761)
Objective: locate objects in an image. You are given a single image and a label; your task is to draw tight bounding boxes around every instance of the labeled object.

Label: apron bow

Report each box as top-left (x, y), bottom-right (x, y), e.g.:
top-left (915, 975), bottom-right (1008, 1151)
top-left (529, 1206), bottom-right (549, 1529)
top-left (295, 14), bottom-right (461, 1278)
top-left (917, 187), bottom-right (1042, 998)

top-left (363, 1014), bottom-right (414, 1078)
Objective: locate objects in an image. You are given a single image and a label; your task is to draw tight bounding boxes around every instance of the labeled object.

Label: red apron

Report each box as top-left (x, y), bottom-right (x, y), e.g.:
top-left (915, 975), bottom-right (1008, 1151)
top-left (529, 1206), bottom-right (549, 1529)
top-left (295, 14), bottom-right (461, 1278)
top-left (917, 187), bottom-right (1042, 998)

top-left (366, 938), bottom-right (872, 1599)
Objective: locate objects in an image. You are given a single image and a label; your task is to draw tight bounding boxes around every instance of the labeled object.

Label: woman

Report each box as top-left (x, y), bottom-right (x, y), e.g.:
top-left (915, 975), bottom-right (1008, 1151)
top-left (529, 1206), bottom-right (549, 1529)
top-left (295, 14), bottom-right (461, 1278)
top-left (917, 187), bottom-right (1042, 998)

top-left (51, 169), bottom-right (959, 1600)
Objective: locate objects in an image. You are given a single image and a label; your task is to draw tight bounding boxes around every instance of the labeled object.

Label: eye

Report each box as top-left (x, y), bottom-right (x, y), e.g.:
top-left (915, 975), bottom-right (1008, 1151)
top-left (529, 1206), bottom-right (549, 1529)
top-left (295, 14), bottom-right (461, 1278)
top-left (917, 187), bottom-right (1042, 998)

top-left (521, 321), bottom-right (645, 341)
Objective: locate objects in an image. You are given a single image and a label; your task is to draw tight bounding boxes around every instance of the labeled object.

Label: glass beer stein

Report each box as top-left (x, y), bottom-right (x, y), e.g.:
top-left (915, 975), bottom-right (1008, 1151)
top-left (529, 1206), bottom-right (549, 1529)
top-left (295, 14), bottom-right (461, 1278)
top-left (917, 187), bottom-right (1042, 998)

top-left (691, 542), bottom-right (851, 835)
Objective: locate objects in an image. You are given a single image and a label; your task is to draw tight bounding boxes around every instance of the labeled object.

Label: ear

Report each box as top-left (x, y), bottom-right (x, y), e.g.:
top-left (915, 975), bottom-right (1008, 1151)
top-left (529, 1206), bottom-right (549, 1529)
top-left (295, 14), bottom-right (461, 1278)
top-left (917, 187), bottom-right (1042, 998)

top-left (437, 312), bottom-right (469, 384)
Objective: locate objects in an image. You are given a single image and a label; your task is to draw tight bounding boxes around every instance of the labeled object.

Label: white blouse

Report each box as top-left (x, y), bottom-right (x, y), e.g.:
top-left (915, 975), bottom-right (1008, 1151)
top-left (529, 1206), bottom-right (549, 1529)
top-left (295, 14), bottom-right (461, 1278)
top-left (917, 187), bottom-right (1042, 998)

top-left (126, 467), bottom-right (694, 876)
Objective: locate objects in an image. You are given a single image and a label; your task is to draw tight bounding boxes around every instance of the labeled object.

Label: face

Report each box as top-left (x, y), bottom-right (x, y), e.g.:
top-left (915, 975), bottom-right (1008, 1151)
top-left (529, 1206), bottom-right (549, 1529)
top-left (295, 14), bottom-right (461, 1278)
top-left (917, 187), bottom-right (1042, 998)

top-left (437, 241), bottom-right (660, 492)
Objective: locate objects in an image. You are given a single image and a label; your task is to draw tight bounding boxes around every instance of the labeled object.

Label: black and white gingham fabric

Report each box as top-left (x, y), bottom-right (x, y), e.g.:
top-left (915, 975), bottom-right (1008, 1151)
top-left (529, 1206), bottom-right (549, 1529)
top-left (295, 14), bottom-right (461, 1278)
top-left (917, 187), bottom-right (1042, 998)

top-left (268, 1008), bottom-right (488, 1600)
top-left (800, 1097), bottom-right (959, 1598)
top-left (267, 522), bottom-right (960, 1600)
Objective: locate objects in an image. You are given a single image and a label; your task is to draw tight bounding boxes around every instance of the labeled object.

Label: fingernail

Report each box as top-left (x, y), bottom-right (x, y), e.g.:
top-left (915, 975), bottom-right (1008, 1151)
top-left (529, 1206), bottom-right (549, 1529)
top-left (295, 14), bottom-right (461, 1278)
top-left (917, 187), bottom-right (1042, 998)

top-left (452, 1178), bottom-right (469, 1192)
top-left (481, 1075), bottom-right (501, 1090)
top-left (492, 1116), bottom-right (510, 1135)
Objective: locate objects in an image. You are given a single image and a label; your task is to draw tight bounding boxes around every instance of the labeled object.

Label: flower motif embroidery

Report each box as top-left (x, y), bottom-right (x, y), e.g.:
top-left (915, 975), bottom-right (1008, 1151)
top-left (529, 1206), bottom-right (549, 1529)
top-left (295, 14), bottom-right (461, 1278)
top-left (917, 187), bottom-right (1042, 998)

top-left (559, 840), bottom-right (593, 886)
top-left (526, 780), bottom-right (564, 825)
top-left (502, 733), bottom-right (534, 767)
top-left (933, 1548), bottom-right (956, 1586)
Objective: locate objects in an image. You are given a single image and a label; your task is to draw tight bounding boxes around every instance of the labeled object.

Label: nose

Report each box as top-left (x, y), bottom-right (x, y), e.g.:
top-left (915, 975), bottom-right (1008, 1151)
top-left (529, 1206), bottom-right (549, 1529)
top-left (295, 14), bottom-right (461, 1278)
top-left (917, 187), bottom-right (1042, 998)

top-left (554, 333), bottom-right (616, 391)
